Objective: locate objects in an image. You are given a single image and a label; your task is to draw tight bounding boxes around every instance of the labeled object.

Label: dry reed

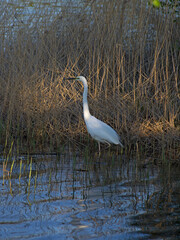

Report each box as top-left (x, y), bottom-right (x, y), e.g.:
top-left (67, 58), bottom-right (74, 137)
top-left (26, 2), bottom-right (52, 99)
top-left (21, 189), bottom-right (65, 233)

top-left (0, 0), bottom-right (179, 158)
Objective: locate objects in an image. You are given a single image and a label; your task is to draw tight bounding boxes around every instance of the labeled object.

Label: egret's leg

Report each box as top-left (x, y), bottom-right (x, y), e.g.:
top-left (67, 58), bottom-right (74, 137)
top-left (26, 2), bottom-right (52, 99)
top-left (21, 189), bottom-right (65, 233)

top-left (104, 141), bottom-right (111, 149)
top-left (98, 142), bottom-right (101, 156)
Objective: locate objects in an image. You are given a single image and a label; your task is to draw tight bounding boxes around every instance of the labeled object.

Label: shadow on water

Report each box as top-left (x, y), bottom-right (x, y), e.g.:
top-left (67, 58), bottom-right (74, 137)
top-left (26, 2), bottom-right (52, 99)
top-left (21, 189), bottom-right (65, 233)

top-left (0, 148), bottom-right (180, 240)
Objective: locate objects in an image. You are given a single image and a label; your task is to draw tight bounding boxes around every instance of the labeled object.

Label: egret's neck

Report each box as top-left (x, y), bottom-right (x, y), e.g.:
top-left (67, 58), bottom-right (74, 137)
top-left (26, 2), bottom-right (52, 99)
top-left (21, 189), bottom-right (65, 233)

top-left (82, 81), bottom-right (91, 120)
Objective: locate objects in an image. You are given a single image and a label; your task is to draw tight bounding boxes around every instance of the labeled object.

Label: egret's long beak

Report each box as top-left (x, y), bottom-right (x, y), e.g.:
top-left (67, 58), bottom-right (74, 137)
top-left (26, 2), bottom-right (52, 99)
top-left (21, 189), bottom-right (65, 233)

top-left (63, 77), bottom-right (77, 80)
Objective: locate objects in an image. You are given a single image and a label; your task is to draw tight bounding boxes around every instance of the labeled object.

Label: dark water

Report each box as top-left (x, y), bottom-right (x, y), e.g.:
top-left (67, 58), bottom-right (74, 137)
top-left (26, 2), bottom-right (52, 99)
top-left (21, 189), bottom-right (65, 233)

top-left (0, 150), bottom-right (180, 240)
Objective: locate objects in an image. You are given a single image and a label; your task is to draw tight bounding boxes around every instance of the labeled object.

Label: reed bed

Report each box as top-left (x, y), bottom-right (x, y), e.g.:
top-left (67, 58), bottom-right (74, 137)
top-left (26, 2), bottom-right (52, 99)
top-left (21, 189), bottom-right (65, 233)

top-left (0, 0), bottom-right (179, 158)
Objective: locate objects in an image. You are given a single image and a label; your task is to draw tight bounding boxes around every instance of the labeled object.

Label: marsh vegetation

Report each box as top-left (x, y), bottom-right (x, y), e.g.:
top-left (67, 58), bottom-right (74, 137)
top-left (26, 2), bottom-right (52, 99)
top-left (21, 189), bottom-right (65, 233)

top-left (0, 0), bottom-right (179, 159)
top-left (0, 1), bottom-right (180, 239)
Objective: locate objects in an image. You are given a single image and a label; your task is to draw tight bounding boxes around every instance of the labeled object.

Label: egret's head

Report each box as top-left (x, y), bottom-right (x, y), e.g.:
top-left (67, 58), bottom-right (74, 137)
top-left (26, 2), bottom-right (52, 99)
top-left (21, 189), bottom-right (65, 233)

top-left (64, 76), bottom-right (87, 85)
top-left (64, 76), bottom-right (84, 81)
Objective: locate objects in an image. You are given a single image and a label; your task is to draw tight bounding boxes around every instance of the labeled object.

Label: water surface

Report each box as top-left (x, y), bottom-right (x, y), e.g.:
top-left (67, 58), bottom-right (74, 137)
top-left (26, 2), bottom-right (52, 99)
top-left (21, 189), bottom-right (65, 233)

top-left (0, 150), bottom-right (179, 239)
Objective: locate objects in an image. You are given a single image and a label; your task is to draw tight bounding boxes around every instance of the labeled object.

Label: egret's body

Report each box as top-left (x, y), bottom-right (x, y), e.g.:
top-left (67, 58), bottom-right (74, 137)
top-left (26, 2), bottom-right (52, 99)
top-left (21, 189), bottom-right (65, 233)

top-left (66, 76), bottom-right (123, 154)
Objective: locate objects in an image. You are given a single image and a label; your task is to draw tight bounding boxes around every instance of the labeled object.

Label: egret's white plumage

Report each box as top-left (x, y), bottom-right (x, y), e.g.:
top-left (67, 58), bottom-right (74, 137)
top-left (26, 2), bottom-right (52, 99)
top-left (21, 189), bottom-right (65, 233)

top-left (65, 76), bottom-right (123, 154)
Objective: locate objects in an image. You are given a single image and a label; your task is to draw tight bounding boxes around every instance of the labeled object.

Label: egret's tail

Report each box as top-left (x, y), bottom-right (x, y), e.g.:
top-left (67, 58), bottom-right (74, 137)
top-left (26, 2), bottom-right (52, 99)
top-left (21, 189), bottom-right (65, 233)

top-left (118, 137), bottom-right (124, 148)
top-left (119, 142), bottom-right (124, 148)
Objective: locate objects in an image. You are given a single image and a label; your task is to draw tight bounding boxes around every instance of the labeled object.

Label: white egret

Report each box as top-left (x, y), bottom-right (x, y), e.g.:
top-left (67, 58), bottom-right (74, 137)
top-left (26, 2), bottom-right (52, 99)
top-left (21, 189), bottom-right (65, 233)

top-left (65, 76), bottom-right (123, 155)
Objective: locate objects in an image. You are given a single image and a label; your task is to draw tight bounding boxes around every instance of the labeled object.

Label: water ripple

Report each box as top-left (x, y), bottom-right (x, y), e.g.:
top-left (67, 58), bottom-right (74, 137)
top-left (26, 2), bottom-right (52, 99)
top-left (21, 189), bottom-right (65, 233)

top-left (0, 154), bottom-right (179, 239)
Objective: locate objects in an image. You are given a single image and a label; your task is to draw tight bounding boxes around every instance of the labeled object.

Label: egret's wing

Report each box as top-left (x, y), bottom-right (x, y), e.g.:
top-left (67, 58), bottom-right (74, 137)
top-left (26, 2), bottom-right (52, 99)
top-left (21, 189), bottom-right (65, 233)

top-left (86, 116), bottom-right (121, 145)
